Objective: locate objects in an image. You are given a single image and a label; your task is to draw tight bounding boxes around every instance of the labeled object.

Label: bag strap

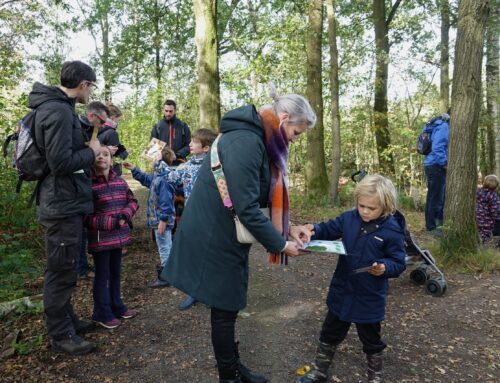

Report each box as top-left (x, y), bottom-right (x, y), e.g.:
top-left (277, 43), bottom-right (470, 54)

top-left (210, 134), bottom-right (234, 212)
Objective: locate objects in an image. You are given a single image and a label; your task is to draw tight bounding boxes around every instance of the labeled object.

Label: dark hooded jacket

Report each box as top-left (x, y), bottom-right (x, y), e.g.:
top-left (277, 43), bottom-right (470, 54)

top-left (312, 209), bottom-right (406, 323)
top-left (150, 116), bottom-right (191, 159)
top-left (162, 105), bottom-right (286, 311)
top-left (28, 82), bottom-right (95, 219)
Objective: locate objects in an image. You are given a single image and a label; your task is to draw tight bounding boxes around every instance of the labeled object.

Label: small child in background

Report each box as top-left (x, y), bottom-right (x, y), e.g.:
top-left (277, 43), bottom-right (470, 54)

top-left (476, 174), bottom-right (500, 243)
top-left (103, 104), bottom-right (128, 176)
top-left (163, 128), bottom-right (217, 310)
top-left (123, 146), bottom-right (176, 288)
top-left (291, 175), bottom-right (406, 383)
top-left (86, 146), bottom-right (139, 329)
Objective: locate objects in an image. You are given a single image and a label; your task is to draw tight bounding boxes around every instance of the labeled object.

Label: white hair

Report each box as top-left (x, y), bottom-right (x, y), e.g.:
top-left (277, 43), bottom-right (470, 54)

top-left (268, 83), bottom-right (317, 129)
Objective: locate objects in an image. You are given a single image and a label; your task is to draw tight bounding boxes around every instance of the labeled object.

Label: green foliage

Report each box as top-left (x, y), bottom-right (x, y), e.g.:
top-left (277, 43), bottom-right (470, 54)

top-left (424, 241), bottom-right (500, 274)
top-left (12, 334), bottom-right (44, 355)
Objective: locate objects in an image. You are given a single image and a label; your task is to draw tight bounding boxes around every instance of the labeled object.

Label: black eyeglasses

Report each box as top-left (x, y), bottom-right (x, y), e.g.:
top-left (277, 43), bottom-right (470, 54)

top-left (93, 113), bottom-right (107, 124)
top-left (86, 81), bottom-right (98, 89)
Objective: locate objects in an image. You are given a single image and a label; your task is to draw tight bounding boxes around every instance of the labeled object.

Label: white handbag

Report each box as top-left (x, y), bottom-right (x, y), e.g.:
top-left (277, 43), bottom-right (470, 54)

top-left (234, 208), bottom-right (270, 244)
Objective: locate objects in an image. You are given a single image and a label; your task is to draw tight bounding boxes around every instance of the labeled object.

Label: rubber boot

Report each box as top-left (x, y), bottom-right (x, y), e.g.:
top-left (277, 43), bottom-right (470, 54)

top-left (234, 341), bottom-right (268, 383)
top-left (296, 342), bottom-right (336, 383)
top-left (366, 351), bottom-right (384, 383)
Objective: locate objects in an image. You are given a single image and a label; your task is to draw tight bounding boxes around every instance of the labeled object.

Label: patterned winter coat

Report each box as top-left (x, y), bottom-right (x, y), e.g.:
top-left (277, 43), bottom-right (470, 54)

top-left (476, 187), bottom-right (500, 242)
top-left (164, 154), bottom-right (206, 203)
top-left (131, 161), bottom-right (175, 229)
top-left (85, 170), bottom-right (139, 253)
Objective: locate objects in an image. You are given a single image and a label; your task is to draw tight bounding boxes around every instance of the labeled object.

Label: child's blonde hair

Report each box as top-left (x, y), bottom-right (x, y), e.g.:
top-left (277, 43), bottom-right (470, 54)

top-left (354, 174), bottom-right (397, 216)
top-left (483, 174), bottom-right (499, 190)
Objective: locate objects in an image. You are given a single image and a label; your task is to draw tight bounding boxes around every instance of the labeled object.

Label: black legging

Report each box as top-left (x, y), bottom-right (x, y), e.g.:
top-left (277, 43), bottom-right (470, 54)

top-left (211, 307), bottom-right (239, 375)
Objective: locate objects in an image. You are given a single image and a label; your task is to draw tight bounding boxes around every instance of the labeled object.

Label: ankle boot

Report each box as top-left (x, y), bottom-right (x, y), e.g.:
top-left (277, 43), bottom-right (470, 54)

top-left (296, 341), bottom-right (336, 383)
top-left (234, 341), bottom-right (269, 383)
top-left (219, 363), bottom-right (243, 383)
top-left (366, 351), bottom-right (384, 383)
top-left (156, 265), bottom-right (163, 279)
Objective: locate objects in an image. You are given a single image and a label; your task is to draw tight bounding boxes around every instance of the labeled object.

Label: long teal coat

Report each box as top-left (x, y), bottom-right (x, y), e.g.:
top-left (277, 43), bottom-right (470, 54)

top-left (162, 105), bottom-right (286, 311)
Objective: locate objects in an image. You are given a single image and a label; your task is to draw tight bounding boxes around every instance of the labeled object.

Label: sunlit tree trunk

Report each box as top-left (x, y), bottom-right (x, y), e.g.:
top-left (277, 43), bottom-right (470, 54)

top-left (372, 0), bottom-right (401, 176)
top-left (193, 0), bottom-right (221, 131)
top-left (443, 0), bottom-right (489, 253)
top-left (326, 0), bottom-right (341, 204)
top-left (305, 0), bottom-right (329, 198)
top-left (486, 5), bottom-right (499, 174)
top-left (439, 0), bottom-right (450, 113)
top-left (152, 0), bottom-right (165, 116)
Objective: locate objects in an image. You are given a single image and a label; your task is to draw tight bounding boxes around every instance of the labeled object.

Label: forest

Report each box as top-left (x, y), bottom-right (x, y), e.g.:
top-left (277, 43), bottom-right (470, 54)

top-left (0, 0), bottom-right (499, 380)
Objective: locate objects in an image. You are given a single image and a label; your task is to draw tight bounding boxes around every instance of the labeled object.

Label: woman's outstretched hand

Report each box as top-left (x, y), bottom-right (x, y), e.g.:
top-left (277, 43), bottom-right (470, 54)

top-left (283, 241), bottom-right (305, 257)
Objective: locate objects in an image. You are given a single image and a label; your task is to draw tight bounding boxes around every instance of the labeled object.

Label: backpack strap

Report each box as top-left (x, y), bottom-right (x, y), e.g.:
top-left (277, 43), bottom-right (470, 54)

top-left (2, 133), bottom-right (17, 157)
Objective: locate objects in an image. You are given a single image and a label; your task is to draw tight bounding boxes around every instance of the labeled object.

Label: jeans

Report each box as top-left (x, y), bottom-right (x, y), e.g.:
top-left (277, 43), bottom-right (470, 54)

top-left (211, 308), bottom-right (239, 377)
top-left (91, 248), bottom-right (127, 322)
top-left (425, 164), bottom-right (447, 231)
top-left (154, 228), bottom-right (172, 267)
top-left (40, 215), bottom-right (82, 339)
top-left (320, 311), bottom-right (386, 355)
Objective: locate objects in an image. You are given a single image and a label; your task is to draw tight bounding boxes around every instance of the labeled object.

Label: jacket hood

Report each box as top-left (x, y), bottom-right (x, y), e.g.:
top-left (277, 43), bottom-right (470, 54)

top-left (219, 105), bottom-right (263, 137)
top-left (423, 114), bottom-right (449, 134)
top-left (28, 82), bottom-right (74, 109)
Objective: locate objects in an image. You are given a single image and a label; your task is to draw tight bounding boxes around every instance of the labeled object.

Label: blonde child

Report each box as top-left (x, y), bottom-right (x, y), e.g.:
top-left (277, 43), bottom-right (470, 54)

top-left (85, 146), bottom-right (139, 329)
top-left (291, 174), bottom-right (406, 383)
top-left (476, 174), bottom-right (500, 243)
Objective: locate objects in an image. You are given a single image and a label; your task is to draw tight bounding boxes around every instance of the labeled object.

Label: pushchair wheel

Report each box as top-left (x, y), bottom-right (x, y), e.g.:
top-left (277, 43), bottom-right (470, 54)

top-left (425, 278), bottom-right (447, 297)
top-left (410, 265), bottom-right (430, 285)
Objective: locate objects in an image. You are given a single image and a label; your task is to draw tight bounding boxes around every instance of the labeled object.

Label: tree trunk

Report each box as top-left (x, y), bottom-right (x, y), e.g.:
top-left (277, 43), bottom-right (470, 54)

top-left (372, 0), bottom-right (397, 175)
top-left (193, 0), bottom-right (221, 131)
top-left (439, 0), bottom-right (450, 113)
top-left (305, 0), bottom-right (329, 199)
top-left (326, 0), bottom-right (341, 204)
top-left (443, 0), bottom-right (489, 253)
top-left (101, 12), bottom-right (111, 102)
top-left (486, 5), bottom-right (499, 174)
top-left (153, 0), bottom-right (163, 116)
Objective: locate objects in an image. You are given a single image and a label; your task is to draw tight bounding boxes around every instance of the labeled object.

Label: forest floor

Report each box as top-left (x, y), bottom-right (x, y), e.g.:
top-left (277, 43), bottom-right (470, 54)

top-left (1, 177), bottom-right (499, 383)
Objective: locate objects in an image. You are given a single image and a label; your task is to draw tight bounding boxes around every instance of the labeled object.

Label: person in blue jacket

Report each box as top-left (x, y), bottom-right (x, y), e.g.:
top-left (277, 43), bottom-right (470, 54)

top-left (423, 113), bottom-right (450, 233)
top-left (123, 147), bottom-right (176, 288)
top-left (292, 175), bottom-right (406, 383)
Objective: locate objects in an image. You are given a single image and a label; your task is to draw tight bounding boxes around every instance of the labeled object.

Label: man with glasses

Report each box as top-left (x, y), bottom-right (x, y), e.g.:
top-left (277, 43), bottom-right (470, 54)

top-left (28, 61), bottom-right (101, 355)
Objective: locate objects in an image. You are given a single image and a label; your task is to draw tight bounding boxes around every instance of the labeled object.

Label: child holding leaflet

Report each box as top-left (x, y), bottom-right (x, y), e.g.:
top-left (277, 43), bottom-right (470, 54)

top-left (86, 146), bottom-right (139, 329)
top-left (123, 146), bottom-right (176, 288)
top-left (164, 128), bottom-right (217, 310)
top-left (292, 174), bottom-right (406, 383)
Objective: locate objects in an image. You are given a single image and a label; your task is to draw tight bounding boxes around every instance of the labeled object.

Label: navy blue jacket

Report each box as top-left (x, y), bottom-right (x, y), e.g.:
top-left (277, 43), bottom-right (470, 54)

top-left (151, 116), bottom-right (191, 159)
top-left (313, 209), bottom-right (406, 323)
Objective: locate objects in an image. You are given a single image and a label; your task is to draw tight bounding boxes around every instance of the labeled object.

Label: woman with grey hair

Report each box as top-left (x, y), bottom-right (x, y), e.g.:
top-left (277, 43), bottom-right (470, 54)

top-left (162, 85), bottom-right (316, 383)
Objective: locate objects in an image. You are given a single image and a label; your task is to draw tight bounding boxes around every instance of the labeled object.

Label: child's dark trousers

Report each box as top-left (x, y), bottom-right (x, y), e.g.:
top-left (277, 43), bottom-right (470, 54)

top-left (91, 248), bottom-right (127, 322)
top-left (319, 310), bottom-right (386, 355)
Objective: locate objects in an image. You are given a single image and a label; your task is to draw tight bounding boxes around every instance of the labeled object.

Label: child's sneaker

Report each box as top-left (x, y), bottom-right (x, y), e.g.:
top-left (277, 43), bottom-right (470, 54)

top-left (120, 309), bottom-right (137, 319)
top-left (96, 318), bottom-right (121, 329)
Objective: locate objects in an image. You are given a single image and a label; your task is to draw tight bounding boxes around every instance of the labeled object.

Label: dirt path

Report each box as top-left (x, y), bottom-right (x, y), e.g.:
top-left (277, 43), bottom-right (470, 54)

top-left (1, 180), bottom-right (499, 383)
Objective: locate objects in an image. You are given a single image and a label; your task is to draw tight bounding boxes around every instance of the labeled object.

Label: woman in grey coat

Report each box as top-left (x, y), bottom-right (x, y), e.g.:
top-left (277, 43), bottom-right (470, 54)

top-left (163, 88), bottom-right (316, 383)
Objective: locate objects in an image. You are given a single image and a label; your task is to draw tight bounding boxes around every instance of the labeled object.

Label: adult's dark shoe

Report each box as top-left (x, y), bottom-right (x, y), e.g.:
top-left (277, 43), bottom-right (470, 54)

top-left (179, 296), bottom-right (197, 310)
top-left (147, 278), bottom-right (170, 288)
top-left (74, 319), bottom-right (96, 334)
top-left (234, 341), bottom-right (269, 383)
top-left (52, 334), bottom-right (96, 355)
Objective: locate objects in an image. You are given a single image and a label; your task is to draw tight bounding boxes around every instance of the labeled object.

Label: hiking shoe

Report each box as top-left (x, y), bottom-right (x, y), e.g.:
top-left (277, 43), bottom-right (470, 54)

top-left (52, 334), bottom-right (96, 355)
top-left (179, 296), bottom-right (197, 311)
top-left (120, 309), bottom-right (137, 319)
top-left (74, 319), bottom-right (96, 334)
top-left (147, 278), bottom-right (170, 288)
top-left (95, 318), bottom-right (121, 329)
